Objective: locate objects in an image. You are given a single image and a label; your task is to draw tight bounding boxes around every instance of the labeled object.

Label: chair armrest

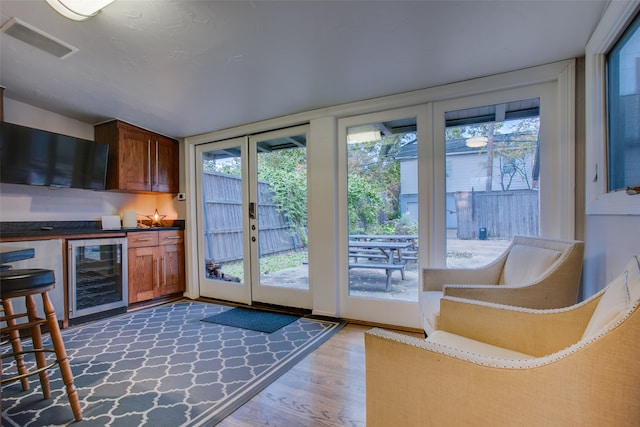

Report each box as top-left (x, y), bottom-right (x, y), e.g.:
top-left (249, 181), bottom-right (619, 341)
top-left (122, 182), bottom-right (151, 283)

top-left (442, 283), bottom-right (568, 308)
top-left (438, 296), bottom-right (600, 356)
top-left (422, 264), bottom-right (503, 291)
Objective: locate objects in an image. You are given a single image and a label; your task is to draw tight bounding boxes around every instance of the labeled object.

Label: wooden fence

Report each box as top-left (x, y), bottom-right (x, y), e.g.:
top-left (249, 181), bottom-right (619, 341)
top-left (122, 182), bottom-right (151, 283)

top-left (201, 171), bottom-right (305, 263)
top-left (453, 189), bottom-right (539, 239)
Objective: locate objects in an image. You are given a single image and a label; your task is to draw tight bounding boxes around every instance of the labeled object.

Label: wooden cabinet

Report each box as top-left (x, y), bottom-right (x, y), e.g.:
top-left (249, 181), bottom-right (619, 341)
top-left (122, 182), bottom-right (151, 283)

top-left (128, 230), bottom-right (185, 304)
top-left (95, 120), bottom-right (179, 193)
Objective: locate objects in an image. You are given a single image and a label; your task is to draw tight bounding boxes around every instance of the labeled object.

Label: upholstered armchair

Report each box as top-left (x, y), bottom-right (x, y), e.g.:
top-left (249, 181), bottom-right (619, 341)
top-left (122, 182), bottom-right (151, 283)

top-left (420, 236), bottom-right (584, 334)
top-left (366, 256), bottom-right (640, 427)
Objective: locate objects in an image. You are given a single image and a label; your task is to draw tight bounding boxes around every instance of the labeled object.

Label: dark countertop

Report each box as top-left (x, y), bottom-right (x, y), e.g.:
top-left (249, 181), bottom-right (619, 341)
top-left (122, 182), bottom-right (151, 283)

top-left (0, 220), bottom-right (185, 240)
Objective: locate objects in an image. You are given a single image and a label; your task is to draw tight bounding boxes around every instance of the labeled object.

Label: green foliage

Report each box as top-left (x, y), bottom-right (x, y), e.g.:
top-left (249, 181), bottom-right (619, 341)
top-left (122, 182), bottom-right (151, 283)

top-left (258, 148), bottom-right (308, 244)
top-left (347, 134), bottom-right (406, 232)
top-left (347, 175), bottom-right (385, 233)
top-left (393, 212), bottom-right (419, 235)
top-left (372, 212), bottom-right (418, 235)
top-left (203, 157), bottom-right (241, 175)
top-left (221, 250), bottom-right (308, 281)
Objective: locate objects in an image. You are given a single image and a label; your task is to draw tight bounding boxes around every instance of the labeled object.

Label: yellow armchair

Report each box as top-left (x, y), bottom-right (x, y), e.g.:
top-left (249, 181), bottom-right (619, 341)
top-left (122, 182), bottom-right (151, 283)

top-left (420, 236), bottom-right (584, 334)
top-left (367, 256), bottom-right (640, 427)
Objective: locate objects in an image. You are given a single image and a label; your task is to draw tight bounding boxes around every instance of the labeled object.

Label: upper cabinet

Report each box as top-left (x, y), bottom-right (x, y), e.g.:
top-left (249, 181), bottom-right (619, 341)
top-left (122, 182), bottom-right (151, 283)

top-left (95, 120), bottom-right (179, 193)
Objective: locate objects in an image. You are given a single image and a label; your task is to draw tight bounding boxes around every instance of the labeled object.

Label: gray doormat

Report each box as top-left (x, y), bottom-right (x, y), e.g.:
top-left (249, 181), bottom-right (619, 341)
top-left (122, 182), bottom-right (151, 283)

top-left (201, 307), bottom-right (300, 333)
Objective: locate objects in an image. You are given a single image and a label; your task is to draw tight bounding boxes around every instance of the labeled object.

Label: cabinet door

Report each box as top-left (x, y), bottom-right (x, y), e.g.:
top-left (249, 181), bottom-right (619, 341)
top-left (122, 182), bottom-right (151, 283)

top-left (152, 135), bottom-right (179, 193)
top-left (120, 126), bottom-right (152, 191)
top-left (159, 243), bottom-right (185, 296)
top-left (128, 246), bottom-right (157, 303)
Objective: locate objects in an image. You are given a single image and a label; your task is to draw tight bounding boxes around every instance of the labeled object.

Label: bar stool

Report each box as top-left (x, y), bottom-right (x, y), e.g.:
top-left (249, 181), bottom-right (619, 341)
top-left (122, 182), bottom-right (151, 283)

top-left (1, 268), bottom-right (82, 421)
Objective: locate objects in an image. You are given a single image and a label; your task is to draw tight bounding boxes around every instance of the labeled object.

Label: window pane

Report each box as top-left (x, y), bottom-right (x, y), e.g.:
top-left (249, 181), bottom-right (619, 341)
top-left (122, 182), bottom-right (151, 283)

top-left (607, 12), bottom-right (640, 192)
top-left (346, 119), bottom-right (419, 301)
top-left (201, 147), bottom-right (245, 284)
top-left (444, 100), bottom-right (540, 267)
top-left (255, 135), bottom-right (309, 290)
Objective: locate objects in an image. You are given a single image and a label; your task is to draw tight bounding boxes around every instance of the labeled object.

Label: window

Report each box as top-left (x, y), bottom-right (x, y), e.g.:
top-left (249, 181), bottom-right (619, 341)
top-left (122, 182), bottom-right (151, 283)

top-left (607, 11), bottom-right (640, 192)
top-left (444, 99), bottom-right (540, 267)
top-left (586, 1), bottom-right (640, 214)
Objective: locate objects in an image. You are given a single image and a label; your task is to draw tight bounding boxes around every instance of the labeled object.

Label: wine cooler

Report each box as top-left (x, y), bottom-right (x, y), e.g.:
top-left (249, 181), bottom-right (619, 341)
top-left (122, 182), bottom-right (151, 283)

top-left (68, 237), bottom-right (128, 319)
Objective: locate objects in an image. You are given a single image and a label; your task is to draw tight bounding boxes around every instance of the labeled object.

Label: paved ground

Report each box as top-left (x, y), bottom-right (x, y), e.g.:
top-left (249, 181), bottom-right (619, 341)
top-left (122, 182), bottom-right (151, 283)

top-left (260, 237), bottom-right (511, 302)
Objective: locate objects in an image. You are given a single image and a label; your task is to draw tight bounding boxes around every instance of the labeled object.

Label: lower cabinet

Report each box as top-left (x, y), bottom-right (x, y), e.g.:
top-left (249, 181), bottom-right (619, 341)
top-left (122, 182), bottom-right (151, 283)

top-left (128, 230), bottom-right (185, 304)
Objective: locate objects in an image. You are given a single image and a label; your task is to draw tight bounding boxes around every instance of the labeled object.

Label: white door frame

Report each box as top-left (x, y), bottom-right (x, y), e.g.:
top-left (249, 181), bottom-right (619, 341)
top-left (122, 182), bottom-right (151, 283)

top-left (337, 105), bottom-right (427, 328)
top-left (249, 125), bottom-right (312, 309)
top-left (195, 136), bottom-right (251, 304)
top-left (431, 81), bottom-right (575, 262)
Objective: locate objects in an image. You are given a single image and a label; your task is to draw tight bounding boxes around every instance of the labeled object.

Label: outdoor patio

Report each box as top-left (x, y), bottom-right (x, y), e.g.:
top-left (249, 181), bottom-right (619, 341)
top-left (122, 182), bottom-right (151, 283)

top-left (260, 236), bottom-right (510, 302)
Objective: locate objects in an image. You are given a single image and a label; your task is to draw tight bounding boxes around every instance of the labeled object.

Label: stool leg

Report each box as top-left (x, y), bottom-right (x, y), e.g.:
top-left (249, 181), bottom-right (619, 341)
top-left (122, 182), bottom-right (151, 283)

top-left (25, 294), bottom-right (51, 399)
top-left (1, 298), bottom-right (30, 391)
top-left (42, 292), bottom-right (82, 421)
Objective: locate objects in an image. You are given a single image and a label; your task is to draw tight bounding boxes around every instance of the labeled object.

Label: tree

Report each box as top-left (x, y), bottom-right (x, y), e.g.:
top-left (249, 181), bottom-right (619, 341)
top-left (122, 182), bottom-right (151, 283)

top-left (347, 134), bottom-right (403, 228)
top-left (446, 119), bottom-right (538, 191)
top-left (347, 174), bottom-right (385, 233)
top-left (493, 118), bottom-right (539, 190)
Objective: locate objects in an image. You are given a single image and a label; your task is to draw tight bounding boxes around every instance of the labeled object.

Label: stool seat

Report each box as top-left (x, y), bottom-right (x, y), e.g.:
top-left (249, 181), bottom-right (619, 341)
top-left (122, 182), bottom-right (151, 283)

top-left (1, 268), bottom-right (56, 295)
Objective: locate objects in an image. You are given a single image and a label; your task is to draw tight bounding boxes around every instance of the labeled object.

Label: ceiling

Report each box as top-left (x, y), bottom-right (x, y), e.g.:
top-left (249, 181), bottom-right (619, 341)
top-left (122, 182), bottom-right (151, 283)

top-left (0, 0), bottom-right (608, 139)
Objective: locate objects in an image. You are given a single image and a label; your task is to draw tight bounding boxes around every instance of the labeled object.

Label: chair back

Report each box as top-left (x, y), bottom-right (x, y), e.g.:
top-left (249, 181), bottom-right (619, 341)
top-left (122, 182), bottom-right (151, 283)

top-left (582, 256), bottom-right (640, 339)
top-left (498, 236), bottom-right (582, 286)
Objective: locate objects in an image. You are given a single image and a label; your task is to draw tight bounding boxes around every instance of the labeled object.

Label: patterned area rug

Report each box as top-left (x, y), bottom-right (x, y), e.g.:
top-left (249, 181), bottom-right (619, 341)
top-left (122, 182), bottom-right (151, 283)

top-left (1, 300), bottom-right (346, 426)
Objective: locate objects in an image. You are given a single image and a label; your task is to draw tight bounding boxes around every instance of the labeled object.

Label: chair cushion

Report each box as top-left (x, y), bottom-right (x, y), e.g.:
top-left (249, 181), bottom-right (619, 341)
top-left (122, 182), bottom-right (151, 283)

top-left (582, 257), bottom-right (640, 339)
top-left (427, 330), bottom-right (534, 359)
top-left (499, 245), bottom-right (561, 285)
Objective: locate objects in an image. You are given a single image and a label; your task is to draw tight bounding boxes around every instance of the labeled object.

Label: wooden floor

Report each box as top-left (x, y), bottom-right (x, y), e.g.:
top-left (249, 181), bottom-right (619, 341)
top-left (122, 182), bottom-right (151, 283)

top-left (218, 323), bottom-right (371, 427)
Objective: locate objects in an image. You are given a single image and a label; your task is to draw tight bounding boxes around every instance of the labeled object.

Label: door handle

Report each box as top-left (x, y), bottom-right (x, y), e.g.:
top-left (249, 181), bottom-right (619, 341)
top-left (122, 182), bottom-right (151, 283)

top-left (249, 202), bottom-right (256, 219)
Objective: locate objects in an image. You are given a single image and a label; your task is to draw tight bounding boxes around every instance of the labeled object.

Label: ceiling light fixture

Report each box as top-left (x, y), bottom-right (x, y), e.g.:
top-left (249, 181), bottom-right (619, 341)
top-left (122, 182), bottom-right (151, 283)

top-left (465, 136), bottom-right (488, 148)
top-left (347, 130), bottom-right (382, 144)
top-left (45, 0), bottom-right (115, 21)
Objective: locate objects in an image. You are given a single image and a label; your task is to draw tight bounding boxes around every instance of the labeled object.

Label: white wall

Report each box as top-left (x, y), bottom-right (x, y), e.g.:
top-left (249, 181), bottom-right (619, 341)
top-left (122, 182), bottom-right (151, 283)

top-left (583, 216), bottom-right (640, 296)
top-left (1, 98), bottom-right (184, 223)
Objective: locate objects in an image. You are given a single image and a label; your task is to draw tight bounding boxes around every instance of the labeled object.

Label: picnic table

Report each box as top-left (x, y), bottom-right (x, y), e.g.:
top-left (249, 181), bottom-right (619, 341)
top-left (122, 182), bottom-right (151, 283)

top-left (348, 239), bottom-right (412, 291)
top-left (349, 234), bottom-right (418, 261)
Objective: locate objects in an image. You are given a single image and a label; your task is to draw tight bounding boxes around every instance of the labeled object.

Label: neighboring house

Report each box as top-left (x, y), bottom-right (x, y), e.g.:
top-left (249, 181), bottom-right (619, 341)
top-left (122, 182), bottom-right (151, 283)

top-left (397, 133), bottom-right (538, 232)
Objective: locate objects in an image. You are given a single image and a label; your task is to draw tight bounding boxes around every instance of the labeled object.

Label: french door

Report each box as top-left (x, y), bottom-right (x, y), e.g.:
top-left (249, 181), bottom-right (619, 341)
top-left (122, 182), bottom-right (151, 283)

top-left (195, 126), bottom-right (311, 308)
top-left (431, 82), bottom-right (570, 269)
top-left (338, 82), bottom-right (570, 328)
top-left (338, 106), bottom-right (427, 327)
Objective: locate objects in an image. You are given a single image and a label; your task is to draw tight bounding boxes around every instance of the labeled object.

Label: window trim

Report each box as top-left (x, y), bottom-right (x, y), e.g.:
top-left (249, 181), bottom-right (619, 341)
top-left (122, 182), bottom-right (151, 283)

top-left (585, 0), bottom-right (640, 215)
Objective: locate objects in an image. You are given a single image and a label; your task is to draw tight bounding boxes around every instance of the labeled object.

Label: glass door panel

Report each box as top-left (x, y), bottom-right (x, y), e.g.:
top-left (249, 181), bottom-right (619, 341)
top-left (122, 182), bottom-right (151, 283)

top-left (195, 129), bottom-right (311, 309)
top-left (196, 137), bottom-right (250, 304)
top-left (443, 99), bottom-right (540, 267)
top-left (346, 119), bottom-right (419, 301)
top-left (338, 106), bottom-right (425, 329)
top-left (249, 126), bottom-right (311, 308)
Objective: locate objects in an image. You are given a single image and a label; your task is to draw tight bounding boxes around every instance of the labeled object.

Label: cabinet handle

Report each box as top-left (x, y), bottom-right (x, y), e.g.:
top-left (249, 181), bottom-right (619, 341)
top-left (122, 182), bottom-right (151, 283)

top-left (147, 139), bottom-right (152, 186)
top-left (164, 236), bottom-right (180, 240)
top-left (155, 258), bottom-right (160, 288)
top-left (162, 256), bottom-right (166, 286)
top-left (155, 140), bottom-right (159, 187)
top-left (136, 238), bottom-right (154, 242)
